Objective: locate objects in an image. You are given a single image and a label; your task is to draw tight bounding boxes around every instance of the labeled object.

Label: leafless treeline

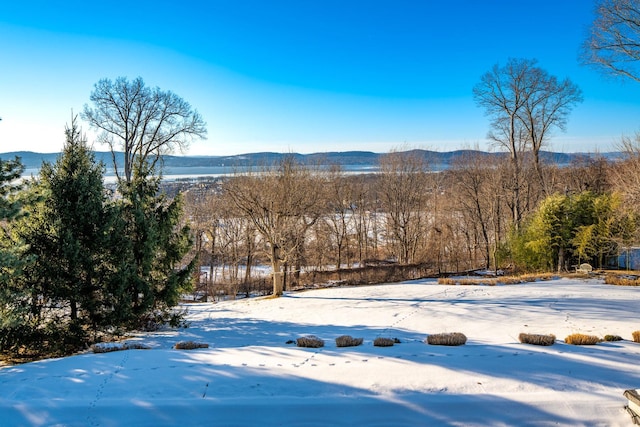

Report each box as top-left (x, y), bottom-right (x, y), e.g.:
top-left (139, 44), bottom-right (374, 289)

top-left (182, 146), bottom-right (637, 299)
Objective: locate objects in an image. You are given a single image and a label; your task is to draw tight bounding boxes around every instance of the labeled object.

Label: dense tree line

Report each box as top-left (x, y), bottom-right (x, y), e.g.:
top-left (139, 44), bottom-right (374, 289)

top-left (182, 146), bottom-right (640, 297)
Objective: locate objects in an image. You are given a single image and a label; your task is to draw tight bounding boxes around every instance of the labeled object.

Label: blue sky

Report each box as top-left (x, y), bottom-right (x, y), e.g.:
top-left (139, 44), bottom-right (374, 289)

top-left (2, 0), bottom-right (640, 156)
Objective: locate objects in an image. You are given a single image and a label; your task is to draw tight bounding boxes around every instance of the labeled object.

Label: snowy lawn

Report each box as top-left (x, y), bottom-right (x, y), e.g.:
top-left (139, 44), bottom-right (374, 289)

top-left (1, 277), bottom-right (640, 426)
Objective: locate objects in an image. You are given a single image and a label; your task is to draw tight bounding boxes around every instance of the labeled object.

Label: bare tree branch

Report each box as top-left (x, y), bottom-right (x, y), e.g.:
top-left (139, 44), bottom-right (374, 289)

top-left (582, 0), bottom-right (640, 83)
top-left (82, 77), bottom-right (207, 183)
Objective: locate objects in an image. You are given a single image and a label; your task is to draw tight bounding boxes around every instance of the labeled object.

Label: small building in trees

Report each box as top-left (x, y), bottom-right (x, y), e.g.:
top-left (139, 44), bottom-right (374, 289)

top-left (614, 247), bottom-right (640, 271)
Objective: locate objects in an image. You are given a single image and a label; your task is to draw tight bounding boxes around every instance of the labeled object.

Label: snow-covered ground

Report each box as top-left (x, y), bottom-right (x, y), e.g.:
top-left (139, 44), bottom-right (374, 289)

top-left (1, 277), bottom-right (639, 426)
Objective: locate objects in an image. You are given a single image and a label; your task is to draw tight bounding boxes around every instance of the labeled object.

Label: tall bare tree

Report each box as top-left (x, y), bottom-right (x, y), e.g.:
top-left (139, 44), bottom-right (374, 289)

top-left (378, 150), bottom-right (430, 265)
top-left (224, 158), bottom-right (323, 296)
top-left (322, 166), bottom-right (356, 269)
top-left (519, 71), bottom-right (582, 193)
top-left (583, 0), bottom-right (640, 83)
top-left (449, 151), bottom-right (495, 269)
top-left (350, 175), bottom-right (379, 264)
top-left (82, 76), bottom-right (207, 183)
top-left (610, 134), bottom-right (640, 205)
top-left (474, 58), bottom-right (581, 225)
top-left (474, 60), bottom-right (531, 227)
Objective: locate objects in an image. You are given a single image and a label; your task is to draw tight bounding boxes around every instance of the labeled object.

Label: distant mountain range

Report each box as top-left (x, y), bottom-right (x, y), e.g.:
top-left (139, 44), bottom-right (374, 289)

top-left (1, 149), bottom-right (624, 171)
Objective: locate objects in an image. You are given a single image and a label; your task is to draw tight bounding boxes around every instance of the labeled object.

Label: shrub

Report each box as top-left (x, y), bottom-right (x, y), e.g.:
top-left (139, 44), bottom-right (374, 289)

top-left (174, 341), bottom-right (209, 350)
top-left (605, 274), bottom-right (640, 287)
top-left (519, 273), bottom-right (555, 282)
top-left (603, 334), bottom-right (623, 342)
top-left (426, 332), bottom-right (467, 346)
top-left (91, 342), bottom-right (150, 353)
top-left (564, 334), bottom-right (600, 345)
top-left (633, 331), bottom-right (640, 343)
top-left (373, 337), bottom-right (395, 347)
top-left (437, 274), bottom-right (554, 286)
top-left (438, 277), bottom-right (497, 286)
top-left (519, 333), bottom-right (555, 346)
top-left (335, 335), bottom-right (363, 347)
top-left (296, 336), bottom-right (324, 348)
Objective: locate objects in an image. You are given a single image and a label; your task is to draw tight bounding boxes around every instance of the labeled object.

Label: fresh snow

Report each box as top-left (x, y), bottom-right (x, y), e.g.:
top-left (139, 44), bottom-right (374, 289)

top-left (1, 277), bottom-right (639, 426)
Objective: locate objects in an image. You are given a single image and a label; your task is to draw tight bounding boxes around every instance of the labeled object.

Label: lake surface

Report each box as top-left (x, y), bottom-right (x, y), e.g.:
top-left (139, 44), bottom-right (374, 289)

top-left (22, 163), bottom-right (451, 182)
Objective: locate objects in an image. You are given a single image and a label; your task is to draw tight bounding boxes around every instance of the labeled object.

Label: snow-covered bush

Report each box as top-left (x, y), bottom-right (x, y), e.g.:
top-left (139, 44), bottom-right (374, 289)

top-left (174, 341), bottom-right (209, 350)
top-left (91, 342), bottom-right (150, 353)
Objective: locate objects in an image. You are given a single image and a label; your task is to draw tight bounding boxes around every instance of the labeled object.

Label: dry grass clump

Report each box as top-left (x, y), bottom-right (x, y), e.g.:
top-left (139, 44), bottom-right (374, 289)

top-left (438, 274), bottom-right (554, 286)
top-left (605, 274), bottom-right (640, 287)
top-left (174, 341), bottom-right (209, 350)
top-left (373, 337), bottom-right (396, 347)
top-left (439, 277), bottom-right (498, 286)
top-left (633, 331), bottom-right (640, 343)
top-left (564, 333), bottom-right (600, 345)
top-left (519, 333), bottom-right (556, 346)
top-left (426, 332), bottom-right (467, 346)
top-left (296, 336), bottom-right (324, 348)
top-left (519, 273), bottom-right (555, 282)
top-left (603, 334), bottom-right (623, 342)
top-left (91, 342), bottom-right (150, 353)
top-left (335, 335), bottom-right (363, 347)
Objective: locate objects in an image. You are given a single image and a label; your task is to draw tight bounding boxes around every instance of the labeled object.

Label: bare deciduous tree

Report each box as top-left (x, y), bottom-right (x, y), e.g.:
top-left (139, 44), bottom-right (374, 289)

top-left (378, 150), bottom-right (431, 265)
top-left (82, 76), bottom-right (207, 183)
top-left (583, 0), bottom-right (640, 83)
top-left (224, 158), bottom-right (323, 296)
top-left (611, 134), bottom-right (640, 205)
top-left (473, 58), bottom-right (581, 225)
top-left (474, 60), bottom-right (532, 227)
top-left (322, 166), bottom-right (356, 269)
top-left (519, 72), bottom-right (582, 193)
top-left (449, 151), bottom-right (495, 269)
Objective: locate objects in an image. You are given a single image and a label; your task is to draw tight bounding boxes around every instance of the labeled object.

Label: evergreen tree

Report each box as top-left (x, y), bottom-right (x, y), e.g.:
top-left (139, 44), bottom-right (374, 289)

top-left (12, 117), bottom-right (113, 351)
top-left (114, 161), bottom-right (194, 328)
top-left (0, 157), bottom-right (26, 285)
top-left (513, 194), bottom-right (572, 271)
top-left (0, 157), bottom-right (32, 354)
top-left (510, 191), bottom-right (623, 272)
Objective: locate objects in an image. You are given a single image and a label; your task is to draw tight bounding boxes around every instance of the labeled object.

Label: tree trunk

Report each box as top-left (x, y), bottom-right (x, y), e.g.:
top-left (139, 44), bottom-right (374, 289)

top-left (272, 245), bottom-right (284, 296)
top-left (272, 265), bottom-right (284, 296)
top-left (557, 247), bottom-right (565, 273)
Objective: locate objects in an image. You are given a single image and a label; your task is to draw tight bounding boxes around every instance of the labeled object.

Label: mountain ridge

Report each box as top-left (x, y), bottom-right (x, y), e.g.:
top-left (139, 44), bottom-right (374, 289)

top-left (1, 149), bottom-right (622, 170)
